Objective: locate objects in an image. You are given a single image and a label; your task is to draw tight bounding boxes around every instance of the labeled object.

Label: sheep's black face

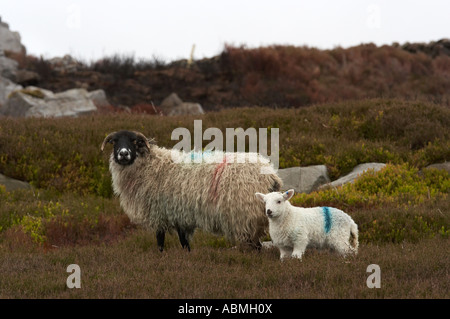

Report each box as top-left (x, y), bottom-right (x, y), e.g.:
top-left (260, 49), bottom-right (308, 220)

top-left (113, 132), bottom-right (138, 165)
top-left (103, 130), bottom-right (150, 166)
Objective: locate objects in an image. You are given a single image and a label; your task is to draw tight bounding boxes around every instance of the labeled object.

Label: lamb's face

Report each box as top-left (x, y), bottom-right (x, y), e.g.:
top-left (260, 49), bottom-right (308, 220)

top-left (255, 189), bottom-right (295, 219)
top-left (101, 130), bottom-right (151, 166)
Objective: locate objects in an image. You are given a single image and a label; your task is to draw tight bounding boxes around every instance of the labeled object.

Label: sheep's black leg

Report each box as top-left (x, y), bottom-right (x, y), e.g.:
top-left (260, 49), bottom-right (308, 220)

top-left (176, 227), bottom-right (191, 252)
top-left (247, 239), bottom-right (262, 251)
top-left (156, 230), bottom-right (165, 252)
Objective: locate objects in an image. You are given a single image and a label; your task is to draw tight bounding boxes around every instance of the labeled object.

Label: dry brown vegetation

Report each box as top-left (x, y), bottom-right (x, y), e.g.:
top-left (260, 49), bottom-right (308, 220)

top-left (1, 40), bottom-right (450, 300)
top-left (20, 41), bottom-right (450, 111)
top-left (0, 229), bottom-right (448, 299)
top-left (0, 98), bottom-right (449, 299)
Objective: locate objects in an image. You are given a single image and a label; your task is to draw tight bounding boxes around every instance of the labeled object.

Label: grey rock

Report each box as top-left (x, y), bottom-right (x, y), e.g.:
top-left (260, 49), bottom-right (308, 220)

top-left (278, 165), bottom-right (330, 193)
top-left (160, 92), bottom-right (204, 116)
top-left (425, 162), bottom-right (450, 174)
top-left (30, 88), bottom-right (98, 118)
top-left (0, 20), bottom-right (24, 53)
top-left (0, 75), bottom-right (22, 106)
top-left (160, 92), bottom-right (183, 112)
top-left (0, 173), bottom-right (32, 192)
top-left (15, 69), bottom-right (40, 85)
top-left (168, 102), bottom-right (204, 116)
top-left (0, 87), bottom-right (98, 118)
top-left (320, 163), bottom-right (386, 189)
top-left (0, 54), bottom-right (19, 81)
top-left (87, 89), bottom-right (109, 107)
top-left (48, 54), bottom-right (81, 74)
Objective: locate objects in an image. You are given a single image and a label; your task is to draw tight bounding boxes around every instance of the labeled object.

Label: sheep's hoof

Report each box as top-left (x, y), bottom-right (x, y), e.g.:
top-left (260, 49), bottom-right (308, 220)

top-left (181, 243), bottom-right (191, 252)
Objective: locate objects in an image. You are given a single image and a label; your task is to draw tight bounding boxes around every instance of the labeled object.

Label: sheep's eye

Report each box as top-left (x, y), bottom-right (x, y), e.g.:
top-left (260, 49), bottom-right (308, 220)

top-left (277, 200), bottom-right (281, 204)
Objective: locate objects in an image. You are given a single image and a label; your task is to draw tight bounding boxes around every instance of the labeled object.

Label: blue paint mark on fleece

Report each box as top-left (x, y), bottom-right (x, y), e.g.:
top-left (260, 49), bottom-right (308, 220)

top-left (190, 150), bottom-right (213, 161)
top-left (322, 207), bottom-right (332, 234)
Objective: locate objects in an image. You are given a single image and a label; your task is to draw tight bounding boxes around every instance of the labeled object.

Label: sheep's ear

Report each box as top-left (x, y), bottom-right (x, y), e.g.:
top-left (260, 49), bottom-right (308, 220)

top-left (101, 132), bottom-right (117, 152)
top-left (255, 192), bottom-right (266, 203)
top-left (282, 189), bottom-right (295, 201)
top-left (133, 131), bottom-right (152, 150)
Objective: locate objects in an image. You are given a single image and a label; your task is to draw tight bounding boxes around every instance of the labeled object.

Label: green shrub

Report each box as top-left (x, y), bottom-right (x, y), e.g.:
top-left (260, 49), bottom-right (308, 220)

top-left (0, 189), bottom-right (128, 246)
top-left (292, 163), bottom-right (449, 208)
top-left (0, 99), bottom-right (448, 196)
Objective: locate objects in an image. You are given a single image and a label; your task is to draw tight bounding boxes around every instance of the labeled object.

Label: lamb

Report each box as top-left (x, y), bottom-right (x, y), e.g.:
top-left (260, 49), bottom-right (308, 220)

top-left (101, 130), bottom-right (282, 252)
top-left (255, 189), bottom-right (359, 260)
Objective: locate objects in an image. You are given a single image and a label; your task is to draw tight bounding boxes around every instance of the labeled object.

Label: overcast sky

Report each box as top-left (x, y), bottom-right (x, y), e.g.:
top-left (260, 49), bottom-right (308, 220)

top-left (2, 0), bottom-right (449, 62)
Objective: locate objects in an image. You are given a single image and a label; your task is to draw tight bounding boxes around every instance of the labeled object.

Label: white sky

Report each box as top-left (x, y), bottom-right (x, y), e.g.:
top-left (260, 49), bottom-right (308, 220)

top-left (2, 0), bottom-right (449, 63)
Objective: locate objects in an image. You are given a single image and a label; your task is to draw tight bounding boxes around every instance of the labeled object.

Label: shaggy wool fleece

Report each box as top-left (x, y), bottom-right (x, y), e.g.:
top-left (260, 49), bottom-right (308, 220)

top-left (110, 145), bottom-right (283, 245)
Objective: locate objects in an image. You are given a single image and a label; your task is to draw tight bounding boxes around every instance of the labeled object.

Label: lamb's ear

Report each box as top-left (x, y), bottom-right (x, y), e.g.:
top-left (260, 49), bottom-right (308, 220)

top-left (255, 192), bottom-right (266, 203)
top-left (282, 189), bottom-right (295, 201)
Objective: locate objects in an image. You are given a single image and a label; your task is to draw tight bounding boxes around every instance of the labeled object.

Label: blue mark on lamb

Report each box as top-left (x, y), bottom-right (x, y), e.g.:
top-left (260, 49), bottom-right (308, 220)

top-left (322, 206), bottom-right (332, 234)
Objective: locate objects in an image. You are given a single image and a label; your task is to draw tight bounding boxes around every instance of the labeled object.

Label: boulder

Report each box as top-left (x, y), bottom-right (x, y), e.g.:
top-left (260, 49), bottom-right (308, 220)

top-left (425, 162), bottom-right (450, 174)
top-left (277, 165), bottom-right (330, 193)
top-left (0, 19), bottom-right (25, 54)
top-left (160, 92), bottom-right (183, 112)
top-left (48, 54), bottom-right (81, 74)
top-left (87, 89), bottom-right (110, 107)
top-left (320, 163), bottom-right (386, 189)
top-left (0, 174), bottom-right (32, 192)
top-left (0, 18), bottom-right (25, 82)
top-left (0, 87), bottom-right (98, 118)
top-left (0, 87), bottom-right (47, 117)
top-left (160, 92), bottom-right (204, 116)
top-left (0, 75), bottom-right (22, 106)
top-left (168, 102), bottom-right (204, 116)
top-left (0, 52), bottom-right (19, 81)
top-left (15, 69), bottom-right (40, 85)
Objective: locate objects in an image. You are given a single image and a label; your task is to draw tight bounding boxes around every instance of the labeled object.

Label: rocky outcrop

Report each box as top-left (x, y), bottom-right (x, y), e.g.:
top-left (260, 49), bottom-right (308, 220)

top-left (0, 19), bottom-right (25, 54)
top-left (425, 162), bottom-right (450, 174)
top-left (48, 55), bottom-right (82, 74)
top-left (87, 89), bottom-right (110, 108)
top-left (160, 92), bottom-right (204, 116)
top-left (0, 19), bottom-right (26, 83)
top-left (0, 51), bottom-right (19, 81)
top-left (277, 165), bottom-right (330, 193)
top-left (168, 102), bottom-right (204, 116)
top-left (0, 174), bottom-right (32, 192)
top-left (0, 19), bottom-right (103, 118)
top-left (0, 86), bottom-right (99, 118)
top-left (278, 163), bottom-right (385, 193)
top-left (319, 163), bottom-right (386, 190)
top-left (0, 75), bottom-right (22, 106)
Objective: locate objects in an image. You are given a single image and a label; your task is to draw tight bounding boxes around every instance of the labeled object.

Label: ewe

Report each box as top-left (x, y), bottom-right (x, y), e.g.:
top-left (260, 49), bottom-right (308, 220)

top-left (255, 189), bottom-right (358, 260)
top-left (101, 130), bottom-right (282, 252)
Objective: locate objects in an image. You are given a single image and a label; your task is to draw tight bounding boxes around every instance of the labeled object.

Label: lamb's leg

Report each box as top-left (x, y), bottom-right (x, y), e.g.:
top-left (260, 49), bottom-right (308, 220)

top-left (292, 240), bottom-right (308, 260)
top-left (279, 246), bottom-right (293, 260)
top-left (176, 227), bottom-right (191, 252)
top-left (156, 229), bottom-right (166, 252)
top-left (332, 240), bottom-right (352, 257)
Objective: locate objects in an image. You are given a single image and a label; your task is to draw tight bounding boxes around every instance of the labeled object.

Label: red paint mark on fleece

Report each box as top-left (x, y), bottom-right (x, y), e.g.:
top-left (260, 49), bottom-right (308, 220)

top-left (209, 155), bottom-right (231, 203)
